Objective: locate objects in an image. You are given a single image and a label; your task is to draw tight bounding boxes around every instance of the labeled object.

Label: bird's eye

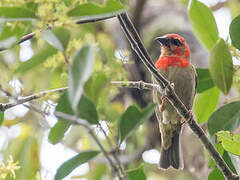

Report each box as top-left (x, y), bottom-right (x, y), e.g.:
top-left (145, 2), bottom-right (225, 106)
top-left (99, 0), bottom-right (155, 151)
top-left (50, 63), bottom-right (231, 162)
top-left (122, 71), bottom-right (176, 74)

top-left (171, 38), bottom-right (182, 46)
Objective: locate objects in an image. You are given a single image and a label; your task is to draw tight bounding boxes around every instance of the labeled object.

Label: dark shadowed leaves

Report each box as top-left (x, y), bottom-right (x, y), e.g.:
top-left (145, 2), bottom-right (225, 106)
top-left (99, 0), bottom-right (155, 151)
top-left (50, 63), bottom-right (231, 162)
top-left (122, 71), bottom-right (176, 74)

top-left (119, 104), bottom-right (155, 143)
top-left (68, 45), bottom-right (95, 111)
top-left (77, 95), bottom-right (98, 124)
top-left (188, 0), bottom-right (219, 50)
top-left (196, 68), bottom-right (214, 93)
top-left (55, 151), bottom-right (100, 180)
top-left (230, 15), bottom-right (240, 50)
top-left (48, 92), bottom-right (73, 144)
top-left (209, 39), bottom-right (233, 95)
top-left (207, 101), bottom-right (240, 136)
top-left (194, 87), bottom-right (220, 123)
top-left (127, 165), bottom-right (146, 180)
top-left (49, 92), bottom-right (99, 144)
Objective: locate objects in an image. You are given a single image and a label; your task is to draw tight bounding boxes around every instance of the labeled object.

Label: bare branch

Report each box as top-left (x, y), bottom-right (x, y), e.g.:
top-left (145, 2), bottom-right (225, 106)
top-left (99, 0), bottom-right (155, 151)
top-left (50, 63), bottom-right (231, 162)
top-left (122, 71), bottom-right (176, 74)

top-left (117, 12), bottom-right (239, 180)
top-left (111, 80), bottom-right (162, 92)
top-left (54, 111), bottom-right (126, 180)
top-left (0, 87), bottom-right (68, 112)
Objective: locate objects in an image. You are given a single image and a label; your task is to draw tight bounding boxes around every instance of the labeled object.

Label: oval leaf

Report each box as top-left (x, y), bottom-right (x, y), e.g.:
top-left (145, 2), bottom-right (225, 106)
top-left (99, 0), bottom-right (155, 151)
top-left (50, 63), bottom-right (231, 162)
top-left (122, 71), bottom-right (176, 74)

top-left (194, 87), bottom-right (220, 123)
top-left (0, 7), bottom-right (37, 20)
top-left (67, 0), bottom-right (124, 18)
top-left (53, 27), bottom-right (71, 51)
top-left (41, 29), bottom-right (64, 51)
top-left (49, 92), bottom-right (73, 144)
top-left (68, 45), bottom-right (95, 111)
top-left (127, 165), bottom-right (146, 180)
top-left (77, 95), bottom-right (98, 124)
top-left (230, 15), bottom-right (240, 50)
top-left (217, 131), bottom-right (240, 156)
top-left (196, 68), bottom-right (214, 93)
top-left (55, 151), bottom-right (100, 180)
top-left (119, 104), bottom-right (155, 143)
top-left (188, 0), bottom-right (219, 50)
top-left (209, 39), bottom-right (233, 94)
top-left (207, 101), bottom-right (240, 136)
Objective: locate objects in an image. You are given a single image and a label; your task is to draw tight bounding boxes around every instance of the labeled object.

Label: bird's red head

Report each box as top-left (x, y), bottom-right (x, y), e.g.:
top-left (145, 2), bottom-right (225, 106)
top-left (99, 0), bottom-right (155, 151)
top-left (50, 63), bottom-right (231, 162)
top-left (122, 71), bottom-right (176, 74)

top-left (155, 34), bottom-right (190, 69)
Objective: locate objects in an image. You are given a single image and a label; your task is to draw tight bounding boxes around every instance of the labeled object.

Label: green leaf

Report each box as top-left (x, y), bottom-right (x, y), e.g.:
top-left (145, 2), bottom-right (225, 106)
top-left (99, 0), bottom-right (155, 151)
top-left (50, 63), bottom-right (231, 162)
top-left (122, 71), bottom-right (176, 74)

top-left (208, 168), bottom-right (225, 180)
top-left (230, 15), bottom-right (240, 50)
top-left (15, 44), bottom-right (57, 74)
top-left (0, 7), bottom-right (37, 20)
top-left (194, 87), bottom-right (220, 123)
top-left (49, 92), bottom-right (73, 144)
top-left (84, 72), bottom-right (108, 103)
top-left (41, 29), bottom-right (64, 51)
top-left (67, 0), bottom-right (124, 18)
top-left (209, 39), bottom-right (233, 94)
top-left (207, 101), bottom-right (240, 136)
top-left (0, 112), bottom-right (4, 125)
top-left (49, 92), bottom-right (99, 144)
top-left (196, 68), bottom-right (214, 93)
top-left (68, 45), bottom-right (95, 111)
top-left (53, 27), bottom-right (71, 51)
top-left (188, 0), bottom-right (219, 50)
top-left (77, 95), bottom-right (98, 124)
top-left (55, 151), bottom-right (100, 180)
top-left (41, 27), bottom-right (70, 51)
top-left (119, 104), bottom-right (155, 143)
top-left (127, 165), bottom-right (146, 180)
top-left (217, 131), bottom-right (240, 156)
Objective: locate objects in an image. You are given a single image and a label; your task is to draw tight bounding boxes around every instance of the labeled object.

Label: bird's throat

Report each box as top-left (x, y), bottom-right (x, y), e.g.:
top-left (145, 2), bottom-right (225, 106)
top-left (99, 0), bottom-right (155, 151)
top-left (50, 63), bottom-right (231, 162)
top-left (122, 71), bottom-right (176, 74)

top-left (155, 56), bottom-right (189, 69)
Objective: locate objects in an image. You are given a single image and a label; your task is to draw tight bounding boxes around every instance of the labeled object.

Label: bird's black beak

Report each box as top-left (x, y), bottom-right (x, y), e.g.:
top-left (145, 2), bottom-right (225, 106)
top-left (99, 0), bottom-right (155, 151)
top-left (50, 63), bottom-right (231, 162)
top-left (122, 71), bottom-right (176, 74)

top-left (155, 36), bottom-right (170, 47)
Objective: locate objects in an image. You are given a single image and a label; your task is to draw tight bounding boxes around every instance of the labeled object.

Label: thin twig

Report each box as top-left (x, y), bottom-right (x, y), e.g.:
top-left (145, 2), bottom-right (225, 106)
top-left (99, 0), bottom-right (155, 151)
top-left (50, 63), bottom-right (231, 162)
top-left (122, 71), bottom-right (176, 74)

top-left (54, 111), bottom-right (125, 180)
top-left (111, 80), bottom-right (162, 92)
top-left (98, 124), bottom-right (127, 178)
top-left (117, 12), bottom-right (239, 180)
top-left (0, 87), bottom-right (68, 112)
top-left (16, 15), bottom-right (116, 45)
top-left (75, 15), bottom-right (116, 24)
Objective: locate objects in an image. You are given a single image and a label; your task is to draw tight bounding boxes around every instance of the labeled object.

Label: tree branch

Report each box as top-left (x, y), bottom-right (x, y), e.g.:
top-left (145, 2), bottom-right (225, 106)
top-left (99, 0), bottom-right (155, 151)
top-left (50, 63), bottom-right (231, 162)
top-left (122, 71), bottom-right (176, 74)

top-left (54, 111), bottom-right (126, 180)
top-left (17, 15), bottom-right (116, 45)
top-left (0, 87), bottom-right (68, 112)
top-left (111, 80), bottom-right (162, 92)
top-left (117, 12), bottom-right (239, 180)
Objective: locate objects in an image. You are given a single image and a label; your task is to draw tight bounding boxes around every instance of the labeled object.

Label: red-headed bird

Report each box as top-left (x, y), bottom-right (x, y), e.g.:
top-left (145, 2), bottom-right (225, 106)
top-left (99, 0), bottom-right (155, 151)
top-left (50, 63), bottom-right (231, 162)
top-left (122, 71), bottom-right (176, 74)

top-left (152, 34), bottom-right (197, 169)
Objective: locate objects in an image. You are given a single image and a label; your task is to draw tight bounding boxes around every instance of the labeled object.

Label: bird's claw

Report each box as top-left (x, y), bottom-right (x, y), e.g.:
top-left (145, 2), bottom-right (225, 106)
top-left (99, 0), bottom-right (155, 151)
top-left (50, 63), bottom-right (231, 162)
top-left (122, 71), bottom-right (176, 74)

top-left (180, 110), bottom-right (194, 126)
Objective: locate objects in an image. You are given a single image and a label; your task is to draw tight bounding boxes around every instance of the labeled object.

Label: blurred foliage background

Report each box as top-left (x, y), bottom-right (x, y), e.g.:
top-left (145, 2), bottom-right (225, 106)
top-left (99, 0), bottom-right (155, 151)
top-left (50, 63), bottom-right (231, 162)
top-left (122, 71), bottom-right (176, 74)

top-left (0, 0), bottom-right (240, 179)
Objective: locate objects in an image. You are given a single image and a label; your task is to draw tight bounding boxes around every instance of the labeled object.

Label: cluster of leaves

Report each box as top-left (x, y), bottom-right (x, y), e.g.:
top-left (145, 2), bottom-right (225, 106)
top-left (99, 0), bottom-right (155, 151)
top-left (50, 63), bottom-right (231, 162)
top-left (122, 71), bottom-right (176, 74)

top-left (189, 0), bottom-right (240, 179)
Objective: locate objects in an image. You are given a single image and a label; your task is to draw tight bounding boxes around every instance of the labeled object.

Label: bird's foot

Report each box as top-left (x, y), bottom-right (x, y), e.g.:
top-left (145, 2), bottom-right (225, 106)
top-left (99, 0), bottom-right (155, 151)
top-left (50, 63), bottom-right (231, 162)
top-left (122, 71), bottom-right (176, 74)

top-left (180, 110), bottom-right (194, 126)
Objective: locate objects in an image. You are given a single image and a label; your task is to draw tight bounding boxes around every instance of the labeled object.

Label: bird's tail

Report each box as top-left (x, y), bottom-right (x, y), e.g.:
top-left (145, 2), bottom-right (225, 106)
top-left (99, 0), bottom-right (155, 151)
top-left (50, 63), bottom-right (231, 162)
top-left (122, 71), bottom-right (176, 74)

top-left (159, 131), bottom-right (182, 169)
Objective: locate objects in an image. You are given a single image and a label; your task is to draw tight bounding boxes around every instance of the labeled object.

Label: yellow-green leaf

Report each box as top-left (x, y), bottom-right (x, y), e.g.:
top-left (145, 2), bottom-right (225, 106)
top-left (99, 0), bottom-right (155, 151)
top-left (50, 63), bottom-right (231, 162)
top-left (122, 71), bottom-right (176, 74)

top-left (188, 0), bottom-right (219, 50)
top-left (217, 131), bottom-right (240, 156)
top-left (209, 39), bottom-right (233, 94)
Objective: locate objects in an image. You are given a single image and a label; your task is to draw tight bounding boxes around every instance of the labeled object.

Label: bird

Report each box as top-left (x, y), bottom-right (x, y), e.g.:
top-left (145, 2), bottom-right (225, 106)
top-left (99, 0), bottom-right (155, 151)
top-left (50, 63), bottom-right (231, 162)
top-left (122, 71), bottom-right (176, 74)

top-left (152, 34), bottom-right (197, 170)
